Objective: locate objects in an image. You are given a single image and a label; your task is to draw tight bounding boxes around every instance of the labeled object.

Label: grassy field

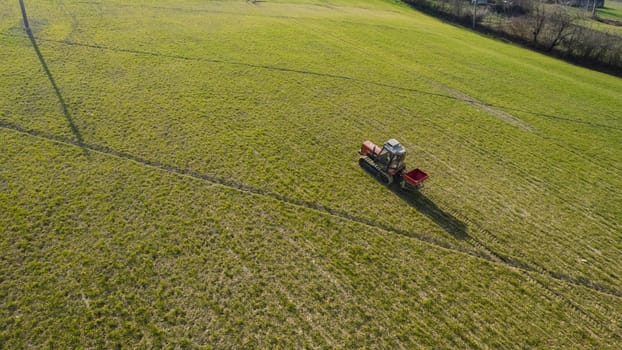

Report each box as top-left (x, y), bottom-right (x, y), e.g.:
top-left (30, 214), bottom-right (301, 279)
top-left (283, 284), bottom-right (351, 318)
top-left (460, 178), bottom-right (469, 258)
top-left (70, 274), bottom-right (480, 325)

top-left (1, 0), bottom-right (621, 347)
top-left (599, 0), bottom-right (622, 20)
top-left (589, 0), bottom-right (622, 34)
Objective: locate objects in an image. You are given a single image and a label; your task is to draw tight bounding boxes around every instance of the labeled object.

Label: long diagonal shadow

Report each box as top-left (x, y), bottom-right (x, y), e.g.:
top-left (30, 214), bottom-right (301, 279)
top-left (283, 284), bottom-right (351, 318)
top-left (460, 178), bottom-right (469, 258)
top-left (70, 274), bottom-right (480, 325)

top-left (359, 165), bottom-right (467, 239)
top-left (389, 183), bottom-right (468, 240)
top-left (25, 30), bottom-right (88, 156)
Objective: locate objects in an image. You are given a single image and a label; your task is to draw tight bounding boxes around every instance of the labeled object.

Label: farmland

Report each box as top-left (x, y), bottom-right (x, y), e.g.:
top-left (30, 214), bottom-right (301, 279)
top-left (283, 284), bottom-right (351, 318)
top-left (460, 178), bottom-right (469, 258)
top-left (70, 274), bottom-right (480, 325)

top-left (599, 0), bottom-right (622, 21)
top-left (1, 0), bottom-right (621, 348)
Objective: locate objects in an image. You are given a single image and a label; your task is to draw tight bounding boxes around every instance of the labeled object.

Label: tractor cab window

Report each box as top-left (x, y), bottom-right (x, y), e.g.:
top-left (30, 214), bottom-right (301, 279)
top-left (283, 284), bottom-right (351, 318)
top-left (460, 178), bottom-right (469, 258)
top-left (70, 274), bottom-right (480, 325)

top-left (388, 153), bottom-right (404, 170)
top-left (382, 139), bottom-right (406, 171)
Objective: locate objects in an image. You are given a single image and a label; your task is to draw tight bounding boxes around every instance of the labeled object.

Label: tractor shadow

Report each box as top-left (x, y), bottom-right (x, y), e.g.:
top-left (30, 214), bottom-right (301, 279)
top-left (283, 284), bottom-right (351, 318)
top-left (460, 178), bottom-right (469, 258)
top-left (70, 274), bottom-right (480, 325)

top-left (388, 183), bottom-right (468, 240)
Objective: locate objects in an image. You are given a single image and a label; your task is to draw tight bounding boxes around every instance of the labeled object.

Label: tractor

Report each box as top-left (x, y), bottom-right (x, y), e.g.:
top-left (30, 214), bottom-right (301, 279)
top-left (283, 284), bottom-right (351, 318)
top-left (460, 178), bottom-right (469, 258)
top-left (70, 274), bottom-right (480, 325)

top-left (359, 138), bottom-right (429, 190)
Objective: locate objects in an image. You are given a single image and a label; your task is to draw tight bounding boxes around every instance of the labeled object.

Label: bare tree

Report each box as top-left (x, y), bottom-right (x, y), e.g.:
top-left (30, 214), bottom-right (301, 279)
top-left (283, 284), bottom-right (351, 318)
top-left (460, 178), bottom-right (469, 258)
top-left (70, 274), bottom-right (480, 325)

top-left (543, 6), bottom-right (578, 51)
top-left (530, 0), bottom-right (547, 45)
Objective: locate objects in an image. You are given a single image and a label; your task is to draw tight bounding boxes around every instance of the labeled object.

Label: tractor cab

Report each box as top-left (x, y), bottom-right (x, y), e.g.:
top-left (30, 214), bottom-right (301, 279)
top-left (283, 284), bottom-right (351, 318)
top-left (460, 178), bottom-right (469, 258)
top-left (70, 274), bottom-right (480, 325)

top-left (378, 139), bottom-right (406, 175)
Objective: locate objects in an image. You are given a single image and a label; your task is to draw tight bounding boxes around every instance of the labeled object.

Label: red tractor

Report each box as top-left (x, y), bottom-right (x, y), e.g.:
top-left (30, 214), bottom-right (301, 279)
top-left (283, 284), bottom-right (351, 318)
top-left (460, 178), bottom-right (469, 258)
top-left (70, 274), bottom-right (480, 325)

top-left (359, 138), bottom-right (429, 190)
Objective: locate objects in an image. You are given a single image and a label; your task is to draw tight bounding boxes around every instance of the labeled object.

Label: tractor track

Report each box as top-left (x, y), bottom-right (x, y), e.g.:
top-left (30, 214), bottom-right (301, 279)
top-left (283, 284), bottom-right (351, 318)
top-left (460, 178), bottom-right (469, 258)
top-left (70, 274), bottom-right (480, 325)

top-left (416, 112), bottom-right (621, 235)
top-left (429, 195), bottom-right (622, 338)
top-left (12, 30), bottom-right (621, 177)
top-left (3, 14), bottom-right (621, 337)
top-left (284, 20), bottom-right (622, 134)
top-left (0, 121), bottom-right (585, 344)
top-left (16, 34), bottom-right (458, 102)
top-left (2, 119), bottom-right (622, 314)
top-left (287, 16), bottom-right (622, 183)
top-left (0, 119), bottom-right (473, 257)
top-left (4, 26), bottom-right (622, 329)
top-left (3, 31), bottom-right (621, 134)
top-left (392, 94), bottom-right (621, 238)
top-left (426, 149), bottom-right (622, 297)
top-left (293, 21), bottom-right (622, 177)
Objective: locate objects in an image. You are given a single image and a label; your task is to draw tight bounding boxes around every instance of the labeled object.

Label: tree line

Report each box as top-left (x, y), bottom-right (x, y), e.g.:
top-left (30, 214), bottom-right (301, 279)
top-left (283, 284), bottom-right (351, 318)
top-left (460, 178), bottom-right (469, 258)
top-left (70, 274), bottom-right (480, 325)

top-left (401, 0), bottom-right (622, 75)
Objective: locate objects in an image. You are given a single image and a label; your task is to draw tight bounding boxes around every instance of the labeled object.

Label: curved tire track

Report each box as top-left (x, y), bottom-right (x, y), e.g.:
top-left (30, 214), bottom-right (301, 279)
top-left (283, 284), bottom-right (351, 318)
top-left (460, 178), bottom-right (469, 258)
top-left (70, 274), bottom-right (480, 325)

top-left (2, 120), bottom-right (621, 305)
top-left (3, 31), bottom-right (619, 133)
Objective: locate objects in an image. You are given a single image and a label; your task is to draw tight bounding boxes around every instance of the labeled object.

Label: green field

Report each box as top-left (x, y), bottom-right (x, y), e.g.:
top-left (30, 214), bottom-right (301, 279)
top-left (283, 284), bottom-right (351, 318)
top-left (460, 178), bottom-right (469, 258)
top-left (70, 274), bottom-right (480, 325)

top-left (595, 0), bottom-right (622, 34)
top-left (599, 0), bottom-right (622, 20)
top-left (1, 0), bottom-right (621, 347)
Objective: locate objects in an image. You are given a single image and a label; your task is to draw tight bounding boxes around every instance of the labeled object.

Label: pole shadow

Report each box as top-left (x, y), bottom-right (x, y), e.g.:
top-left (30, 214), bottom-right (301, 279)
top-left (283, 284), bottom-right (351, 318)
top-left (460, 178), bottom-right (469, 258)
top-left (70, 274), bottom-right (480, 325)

top-left (25, 29), bottom-right (88, 156)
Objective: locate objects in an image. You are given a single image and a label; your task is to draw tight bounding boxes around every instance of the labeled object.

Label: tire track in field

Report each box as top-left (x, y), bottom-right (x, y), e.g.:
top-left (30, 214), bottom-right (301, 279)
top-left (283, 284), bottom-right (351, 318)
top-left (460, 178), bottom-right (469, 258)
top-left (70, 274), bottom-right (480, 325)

top-left (285, 18), bottom-right (622, 134)
top-left (418, 149), bottom-right (622, 333)
top-left (288, 19), bottom-right (622, 177)
top-left (428, 194), bottom-right (622, 338)
top-left (435, 197), bottom-right (622, 338)
top-left (4, 9), bottom-right (619, 341)
top-left (284, 220), bottom-right (482, 349)
top-left (411, 116), bottom-right (622, 291)
top-left (17, 26), bottom-right (620, 246)
top-left (432, 83), bottom-right (532, 131)
top-left (4, 33), bottom-right (620, 295)
top-left (26, 36), bottom-right (455, 101)
top-left (392, 95), bottom-right (620, 238)
top-left (3, 31), bottom-right (619, 133)
top-left (416, 110), bottom-right (622, 249)
top-left (285, 17), bottom-right (622, 180)
top-left (4, 17), bottom-right (622, 318)
top-left (3, 121), bottom-right (620, 339)
top-left (9, 27), bottom-right (622, 183)
top-left (289, 17), bottom-right (536, 133)
top-left (0, 119), bottom-right (475, 258)
top-left (76, 0), bottom-right (423, 34)
top-left (2, 119), bottom-right (622, 308)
